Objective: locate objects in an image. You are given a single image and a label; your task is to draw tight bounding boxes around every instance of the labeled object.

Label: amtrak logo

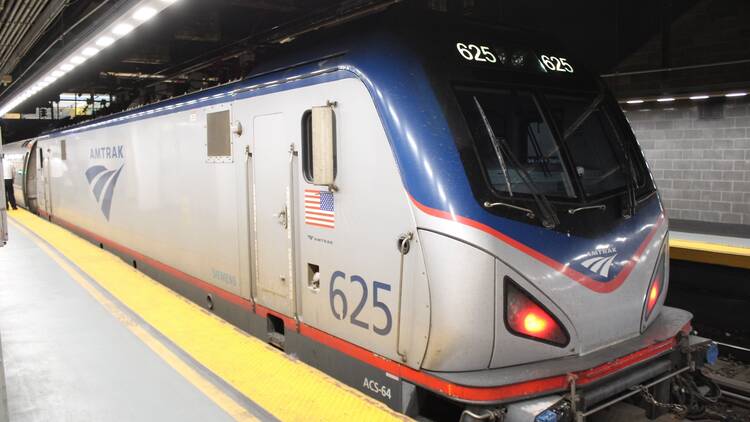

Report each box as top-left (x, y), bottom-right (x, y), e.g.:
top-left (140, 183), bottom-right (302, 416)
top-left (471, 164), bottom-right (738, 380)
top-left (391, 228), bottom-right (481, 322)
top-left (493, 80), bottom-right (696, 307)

top-left (580, 247), bottom-right (618, 278)
top-left (85, 164), bottom-right (124, 220)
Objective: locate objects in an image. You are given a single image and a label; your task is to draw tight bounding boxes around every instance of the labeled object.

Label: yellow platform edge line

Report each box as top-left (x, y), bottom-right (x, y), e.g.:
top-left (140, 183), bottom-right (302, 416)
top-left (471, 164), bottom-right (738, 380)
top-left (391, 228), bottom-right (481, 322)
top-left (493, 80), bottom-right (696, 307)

top-left (9, 219), bottom-right (259, 422)
top-left (669, 238), bottom-right (750, 270)
top-left (9, 209), bottom-right (406, 422)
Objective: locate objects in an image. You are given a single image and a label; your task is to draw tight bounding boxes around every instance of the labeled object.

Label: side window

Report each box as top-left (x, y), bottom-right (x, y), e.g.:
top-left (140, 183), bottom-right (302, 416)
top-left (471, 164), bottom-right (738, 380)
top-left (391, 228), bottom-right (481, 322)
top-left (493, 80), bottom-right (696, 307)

top-left (301, 108), bottom-right (337, 183)
top-left (206, 110), bottom-right (231, 160)
top-left (39, 148), bottom-right (44, 168)
top-left (60, 140), bottom-right (67, 161)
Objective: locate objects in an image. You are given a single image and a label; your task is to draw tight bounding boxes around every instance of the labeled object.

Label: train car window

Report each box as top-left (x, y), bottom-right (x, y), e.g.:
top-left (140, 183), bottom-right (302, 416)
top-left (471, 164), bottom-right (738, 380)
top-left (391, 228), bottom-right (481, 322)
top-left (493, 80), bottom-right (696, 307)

top-left (60, 140), bottom-right (67, 161)
top-left (301, 109), bottom-right (337, 183)
top-left (456, 88), bottom-right (576, 199)
top-left (206, 110), bottom-right (231, 157)
top-left (545, 94), bottom-right (632, 197)
top-left (39, 148), bottom-right (44, 168)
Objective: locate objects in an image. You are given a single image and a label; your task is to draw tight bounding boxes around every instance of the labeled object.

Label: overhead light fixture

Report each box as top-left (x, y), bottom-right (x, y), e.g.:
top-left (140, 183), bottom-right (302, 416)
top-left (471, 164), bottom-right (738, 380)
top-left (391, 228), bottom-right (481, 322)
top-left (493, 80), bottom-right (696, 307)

top-left (82, 47), bottom-right (100, 57)
top-left (95, 36), bottom-right (115, 47)
top-left (626, 99), bottom-right (644, 104)
top-left (0, 0), bottom-right (178, 116)
top-left (133, 6), bottom-right (157, 21)
top-left (656, 97), bottom-right (675, 102)
top-left (726, 92), bottom-right (747, 98)
top-left (689, 95), bottom-right (709, 100)
top-left (112, 23), bottom-right (134, 36)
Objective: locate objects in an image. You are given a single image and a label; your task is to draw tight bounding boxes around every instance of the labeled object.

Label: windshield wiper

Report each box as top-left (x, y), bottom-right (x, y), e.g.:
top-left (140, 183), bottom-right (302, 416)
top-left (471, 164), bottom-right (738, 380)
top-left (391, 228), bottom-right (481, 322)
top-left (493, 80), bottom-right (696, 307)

top-left (483, 106), bottom-right (514, 196)
top-left (563, 86), bottom-right (606, 141)
top-left (559, 82), bottom-right (637, 217)
top-left (473, 97), bottom-right (560, 229)
top-left (604, 102), bottom-right (638, 217)
top-left (484, 201), bottom-right (535, 219)
top-left (568, 204), bottom-right (606, 215)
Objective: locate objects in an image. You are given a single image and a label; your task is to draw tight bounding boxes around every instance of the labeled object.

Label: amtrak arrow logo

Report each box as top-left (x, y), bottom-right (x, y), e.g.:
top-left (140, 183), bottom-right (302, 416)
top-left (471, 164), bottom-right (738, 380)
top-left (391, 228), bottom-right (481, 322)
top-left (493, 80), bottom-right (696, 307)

top-left (85, 164), bottom-right (124, 220)
top-left (580, 253), bottom-right (617, 278)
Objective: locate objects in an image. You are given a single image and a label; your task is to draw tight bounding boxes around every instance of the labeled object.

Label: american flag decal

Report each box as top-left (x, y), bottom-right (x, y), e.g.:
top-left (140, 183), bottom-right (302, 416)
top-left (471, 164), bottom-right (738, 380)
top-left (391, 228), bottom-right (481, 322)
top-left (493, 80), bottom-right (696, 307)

top-left (304, 189), bottom-right (335, 229)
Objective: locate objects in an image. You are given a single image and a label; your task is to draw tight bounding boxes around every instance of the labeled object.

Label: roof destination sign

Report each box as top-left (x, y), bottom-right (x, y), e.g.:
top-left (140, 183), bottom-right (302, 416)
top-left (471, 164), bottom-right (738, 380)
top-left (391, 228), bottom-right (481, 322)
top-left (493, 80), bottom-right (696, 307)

top-left (454, 41), bottom-right (575, 74)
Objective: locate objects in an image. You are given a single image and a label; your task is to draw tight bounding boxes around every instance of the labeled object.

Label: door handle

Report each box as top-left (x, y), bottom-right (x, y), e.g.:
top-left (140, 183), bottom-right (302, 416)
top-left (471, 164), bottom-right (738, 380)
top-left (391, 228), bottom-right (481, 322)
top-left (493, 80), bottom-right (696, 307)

top-left (273, 205), bottom-right (288, 229)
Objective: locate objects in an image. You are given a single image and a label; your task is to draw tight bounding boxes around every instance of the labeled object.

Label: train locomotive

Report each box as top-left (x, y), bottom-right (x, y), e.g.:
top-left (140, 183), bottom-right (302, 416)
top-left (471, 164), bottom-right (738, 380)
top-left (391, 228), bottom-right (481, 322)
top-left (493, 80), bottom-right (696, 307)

top-left (2, 7), bottom-right (717, 421)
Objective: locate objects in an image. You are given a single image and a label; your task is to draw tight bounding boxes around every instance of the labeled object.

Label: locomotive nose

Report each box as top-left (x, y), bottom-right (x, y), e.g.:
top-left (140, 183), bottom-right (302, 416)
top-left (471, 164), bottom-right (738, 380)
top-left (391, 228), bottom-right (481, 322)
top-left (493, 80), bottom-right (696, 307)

top-left (417, 221), bottom-right (669, 372)
top-left (418, 230), bottom-right (578, 372)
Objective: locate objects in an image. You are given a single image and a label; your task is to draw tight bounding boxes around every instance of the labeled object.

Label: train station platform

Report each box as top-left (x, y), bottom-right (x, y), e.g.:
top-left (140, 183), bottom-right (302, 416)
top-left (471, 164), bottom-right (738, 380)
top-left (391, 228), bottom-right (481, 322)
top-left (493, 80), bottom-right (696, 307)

top-left (0, 209), bottom-right (403, 421)
top-left (670, 231), bottom-right (750, 270)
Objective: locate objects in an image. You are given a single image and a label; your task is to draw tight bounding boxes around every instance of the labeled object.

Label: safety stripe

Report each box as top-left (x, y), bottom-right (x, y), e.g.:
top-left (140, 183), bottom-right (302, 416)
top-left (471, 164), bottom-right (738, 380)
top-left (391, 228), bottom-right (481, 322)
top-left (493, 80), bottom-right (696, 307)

top-left (9, 219), bottom-right (264, 422)
top-left (29, 210), bottom-right (684, 403)
top-left (669, 238), bottom-right (750, 270)
top-left (409, 195), bottom-right (665, 294)
top-left (9, 209), bottom-right (405, 421)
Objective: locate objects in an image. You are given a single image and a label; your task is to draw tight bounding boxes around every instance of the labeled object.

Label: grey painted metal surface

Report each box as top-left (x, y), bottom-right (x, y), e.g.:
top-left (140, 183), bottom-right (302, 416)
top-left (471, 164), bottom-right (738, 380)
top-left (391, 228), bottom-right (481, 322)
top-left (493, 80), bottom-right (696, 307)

top-left (252, 112), bottom-right (294, 315)
top-left (0, 224), bottom-right (239, 422)
top-left (0, 65), bottom-right (683, 416)
top-left (428, 306), bottom-right (692, 387)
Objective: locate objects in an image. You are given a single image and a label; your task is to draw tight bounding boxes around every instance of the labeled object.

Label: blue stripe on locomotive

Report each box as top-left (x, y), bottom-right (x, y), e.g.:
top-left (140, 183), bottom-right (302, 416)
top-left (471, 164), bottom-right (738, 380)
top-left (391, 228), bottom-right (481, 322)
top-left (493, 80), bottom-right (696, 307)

top-left (46, 31), bottom-right (661, 286)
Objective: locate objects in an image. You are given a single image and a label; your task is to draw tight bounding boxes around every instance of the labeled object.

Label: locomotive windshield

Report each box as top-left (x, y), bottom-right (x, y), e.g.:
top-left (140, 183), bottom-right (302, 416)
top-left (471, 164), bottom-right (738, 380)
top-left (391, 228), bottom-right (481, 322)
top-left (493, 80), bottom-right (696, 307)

top-left (456, 86), bottom-right (638, 202)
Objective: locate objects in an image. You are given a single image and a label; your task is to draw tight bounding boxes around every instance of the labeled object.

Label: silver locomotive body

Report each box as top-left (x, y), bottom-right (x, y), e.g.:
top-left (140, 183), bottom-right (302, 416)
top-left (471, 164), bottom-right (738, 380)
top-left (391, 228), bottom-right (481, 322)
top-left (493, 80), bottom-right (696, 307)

top-left (4, 11), bottom-right (698, 421)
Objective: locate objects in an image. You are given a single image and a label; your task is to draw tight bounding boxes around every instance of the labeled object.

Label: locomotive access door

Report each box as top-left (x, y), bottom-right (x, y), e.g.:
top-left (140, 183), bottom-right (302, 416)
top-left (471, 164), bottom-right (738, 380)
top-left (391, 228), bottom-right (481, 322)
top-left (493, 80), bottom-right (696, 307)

top-left (251, 113), bottom-right (294, 315)
top-left (37, 145), bottom-right (52, 217)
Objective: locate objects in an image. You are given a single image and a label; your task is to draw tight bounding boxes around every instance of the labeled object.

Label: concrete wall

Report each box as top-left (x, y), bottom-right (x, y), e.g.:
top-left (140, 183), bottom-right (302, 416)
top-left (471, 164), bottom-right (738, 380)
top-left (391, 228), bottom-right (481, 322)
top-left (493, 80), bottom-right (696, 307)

top-left (625, 97), bottom-right (750, 225)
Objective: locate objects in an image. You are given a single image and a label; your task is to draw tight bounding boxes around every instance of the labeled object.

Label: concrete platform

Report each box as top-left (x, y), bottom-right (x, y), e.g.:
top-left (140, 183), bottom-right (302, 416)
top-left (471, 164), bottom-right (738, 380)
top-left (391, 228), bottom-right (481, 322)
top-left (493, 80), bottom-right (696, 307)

top-left (670, 230), bottom-right (750, 270)
top-left (0, 210), bottom-right (403, 421)
top-left (0, 223), bottom-right (256, 421)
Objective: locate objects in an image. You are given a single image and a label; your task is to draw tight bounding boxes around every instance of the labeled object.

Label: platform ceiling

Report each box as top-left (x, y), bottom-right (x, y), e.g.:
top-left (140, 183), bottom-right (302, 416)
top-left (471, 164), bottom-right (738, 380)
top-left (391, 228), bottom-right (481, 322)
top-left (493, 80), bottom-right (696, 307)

top-left (2, 0), bottom-right (748, 143)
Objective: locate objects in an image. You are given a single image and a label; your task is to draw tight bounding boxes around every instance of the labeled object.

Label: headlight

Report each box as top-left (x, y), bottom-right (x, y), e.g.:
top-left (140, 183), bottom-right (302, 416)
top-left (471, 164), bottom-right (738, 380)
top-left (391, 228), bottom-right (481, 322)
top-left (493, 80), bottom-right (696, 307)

top-left (505, 277), bottom-right (569, 347)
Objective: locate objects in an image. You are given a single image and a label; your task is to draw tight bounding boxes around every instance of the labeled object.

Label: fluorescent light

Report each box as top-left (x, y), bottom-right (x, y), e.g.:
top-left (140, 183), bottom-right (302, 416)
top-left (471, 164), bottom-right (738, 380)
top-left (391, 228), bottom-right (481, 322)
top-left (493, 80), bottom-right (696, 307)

top-left (133, 6), bottom-right (157, 21)
top-left (0, 0), bottom-right (179, 117)
top-left (96, 36), bottom-right (115, 47)
top-left (690, 95), bottom-right (709, 100)
top-left (726, 92), bottom-right (747, 98)
top-left (626, 99), bottom-right (644, 104)
top-left (657, 97), bottom-right (675, 102)
top-left (82, 47), bottom-right (100, 57)
top-left (112, 23), bottom-right (134, 36)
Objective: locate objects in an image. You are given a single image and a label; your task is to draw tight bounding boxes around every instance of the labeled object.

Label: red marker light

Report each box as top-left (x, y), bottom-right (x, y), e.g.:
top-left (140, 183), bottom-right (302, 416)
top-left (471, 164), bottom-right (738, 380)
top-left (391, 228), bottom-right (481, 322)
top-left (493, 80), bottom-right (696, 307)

top-left (523, 312), bottom-right (548, 334)
top-left (505, 278), bottom-right (569, 346)
top-left (648, 282), bottom-right (659, 307)
top-left (644, 246), bottom-right (666, 323)
top-left (645, 276), bottom-right (661, 319)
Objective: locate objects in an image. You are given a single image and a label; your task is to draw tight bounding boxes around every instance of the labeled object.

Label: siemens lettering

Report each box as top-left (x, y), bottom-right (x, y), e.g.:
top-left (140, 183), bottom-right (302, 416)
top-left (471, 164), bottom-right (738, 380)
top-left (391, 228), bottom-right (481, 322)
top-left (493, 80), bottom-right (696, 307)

top-left (90, 145), bottom-right (124, 159)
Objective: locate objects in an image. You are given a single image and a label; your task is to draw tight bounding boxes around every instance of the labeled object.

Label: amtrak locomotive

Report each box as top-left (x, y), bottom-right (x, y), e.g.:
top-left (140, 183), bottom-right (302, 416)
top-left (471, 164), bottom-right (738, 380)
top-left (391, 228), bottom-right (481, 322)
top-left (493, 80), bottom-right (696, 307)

top-left (2, 8), bottom-right (716, 422)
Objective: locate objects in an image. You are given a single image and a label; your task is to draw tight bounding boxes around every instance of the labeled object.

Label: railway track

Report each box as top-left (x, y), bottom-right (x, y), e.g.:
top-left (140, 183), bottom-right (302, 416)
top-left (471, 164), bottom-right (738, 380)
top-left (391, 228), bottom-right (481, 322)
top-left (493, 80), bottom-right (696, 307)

top-left (701, 358), bottom-right (750, 421)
